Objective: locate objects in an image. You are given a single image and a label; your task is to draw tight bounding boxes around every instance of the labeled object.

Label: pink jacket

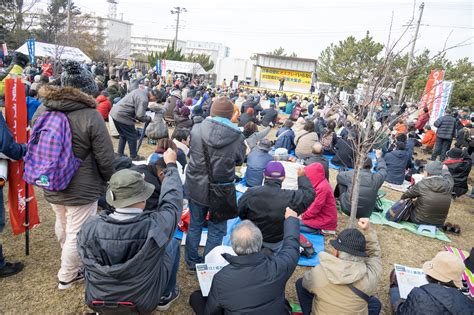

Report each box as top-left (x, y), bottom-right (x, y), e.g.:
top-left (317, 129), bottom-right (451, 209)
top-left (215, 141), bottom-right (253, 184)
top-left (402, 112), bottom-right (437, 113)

top-left (301, 163), bottom-right (338, 230)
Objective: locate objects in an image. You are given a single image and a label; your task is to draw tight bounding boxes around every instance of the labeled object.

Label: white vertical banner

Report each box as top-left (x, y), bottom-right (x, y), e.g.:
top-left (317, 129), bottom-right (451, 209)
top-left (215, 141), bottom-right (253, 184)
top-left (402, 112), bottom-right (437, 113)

top-left (429, 81), bottom-right (454, 130)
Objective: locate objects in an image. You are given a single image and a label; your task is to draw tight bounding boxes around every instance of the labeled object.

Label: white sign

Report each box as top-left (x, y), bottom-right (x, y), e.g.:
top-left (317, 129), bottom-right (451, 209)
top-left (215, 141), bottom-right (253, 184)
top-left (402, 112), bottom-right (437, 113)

top-left (394, 264), bottom-right (429, 299)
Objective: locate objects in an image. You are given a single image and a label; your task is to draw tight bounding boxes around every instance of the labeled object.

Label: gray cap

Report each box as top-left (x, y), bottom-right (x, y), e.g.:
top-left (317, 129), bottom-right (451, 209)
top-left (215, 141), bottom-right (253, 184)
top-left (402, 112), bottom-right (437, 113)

top-left (106, 169), bottom-right (155, 208)
top-left (425, 161), bottom-right (443, 176)
top-left (257, 139), bottom-right (272, 152)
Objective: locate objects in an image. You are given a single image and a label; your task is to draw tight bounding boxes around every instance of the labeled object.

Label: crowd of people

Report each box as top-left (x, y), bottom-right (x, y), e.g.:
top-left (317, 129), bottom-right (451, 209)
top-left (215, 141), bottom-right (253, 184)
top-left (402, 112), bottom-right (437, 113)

top-left (0, 52), bottom-right (473, 314)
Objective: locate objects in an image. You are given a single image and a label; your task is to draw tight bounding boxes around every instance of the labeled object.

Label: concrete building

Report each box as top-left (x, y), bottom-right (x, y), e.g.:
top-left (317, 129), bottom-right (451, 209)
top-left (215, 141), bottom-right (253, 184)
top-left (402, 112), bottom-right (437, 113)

top-left (130, 37), bottom-right (230, 65)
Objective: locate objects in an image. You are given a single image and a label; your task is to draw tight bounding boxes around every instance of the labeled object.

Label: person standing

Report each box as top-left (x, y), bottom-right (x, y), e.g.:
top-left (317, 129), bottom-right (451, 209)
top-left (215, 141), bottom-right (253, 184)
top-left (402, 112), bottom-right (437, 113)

top-left (184, 97), bottom-right (245, 272)
top-left (0, 112), bottom-right (27, 278)
top-left (431, 110), bottom-right (457, 161)
top-left (279, 77), bottom-right (285, 91)
top-left (32, 61), bottom-right (114, 289)
top-left (109, 88), bottom-right (159, 161)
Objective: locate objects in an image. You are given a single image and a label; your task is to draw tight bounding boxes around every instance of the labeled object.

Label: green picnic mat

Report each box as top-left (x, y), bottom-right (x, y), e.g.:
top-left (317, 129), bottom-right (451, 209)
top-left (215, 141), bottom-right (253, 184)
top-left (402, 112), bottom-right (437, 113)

top-left (369, 198), bottom-right (451, 242)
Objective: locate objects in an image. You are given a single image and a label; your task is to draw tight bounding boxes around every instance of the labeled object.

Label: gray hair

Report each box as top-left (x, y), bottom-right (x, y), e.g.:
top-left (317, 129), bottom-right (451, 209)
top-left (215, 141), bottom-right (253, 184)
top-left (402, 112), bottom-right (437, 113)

top-left (338, 251), bottom-right (366, 263)
top-left (230, 220), bottom-right (263, 255)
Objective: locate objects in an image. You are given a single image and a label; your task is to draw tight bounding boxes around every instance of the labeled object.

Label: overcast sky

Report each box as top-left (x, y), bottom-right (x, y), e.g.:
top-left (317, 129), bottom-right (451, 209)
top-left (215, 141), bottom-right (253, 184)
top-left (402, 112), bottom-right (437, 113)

top-left (37, 0), bottom-right (473, 61)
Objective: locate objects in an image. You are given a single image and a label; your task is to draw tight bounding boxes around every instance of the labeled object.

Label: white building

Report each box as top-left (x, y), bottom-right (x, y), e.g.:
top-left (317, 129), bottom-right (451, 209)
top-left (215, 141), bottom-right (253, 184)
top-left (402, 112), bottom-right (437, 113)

top-left (130, 37), bottom-right (230, 65)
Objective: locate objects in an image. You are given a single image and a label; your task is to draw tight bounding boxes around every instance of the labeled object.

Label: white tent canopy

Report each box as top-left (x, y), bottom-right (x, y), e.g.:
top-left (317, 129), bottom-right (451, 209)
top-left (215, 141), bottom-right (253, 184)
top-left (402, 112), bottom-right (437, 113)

top-left (16, 41), bottom-right (91, 62)
top-left (160, 60), bottom-right (207, 75)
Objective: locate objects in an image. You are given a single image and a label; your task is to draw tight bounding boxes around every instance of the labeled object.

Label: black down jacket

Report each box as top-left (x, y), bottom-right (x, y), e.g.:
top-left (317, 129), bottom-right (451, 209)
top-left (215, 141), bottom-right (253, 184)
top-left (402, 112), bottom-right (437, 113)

top-left (396, 283), bottom-right (474, 315)
top-left (444, 156), bottom-right (472, 197)
top-left (184, 117), bottom-right (245, 207)
top-left (205, 217), bottom-right (301, 315)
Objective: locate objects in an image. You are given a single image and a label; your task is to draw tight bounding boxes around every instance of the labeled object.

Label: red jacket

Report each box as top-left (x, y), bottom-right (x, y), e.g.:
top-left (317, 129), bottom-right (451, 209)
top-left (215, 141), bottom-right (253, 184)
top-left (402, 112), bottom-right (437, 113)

top-left (415, 112), bottom-right (430, 130)
top-left (96, 95), bottom-right (112, 120)
top-left (301, 163), bottom-right (337, 230)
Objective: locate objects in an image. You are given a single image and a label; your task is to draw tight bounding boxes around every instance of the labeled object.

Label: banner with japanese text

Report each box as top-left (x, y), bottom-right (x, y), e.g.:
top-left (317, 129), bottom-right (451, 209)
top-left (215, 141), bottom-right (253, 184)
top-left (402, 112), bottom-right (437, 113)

top-left (418, 70), bottom-right (444, 113)
top-left (259, 67), bottom-right (312, 93)
top-left (429, 81), bottom-right (454, 130)
top-left (4, 78), bottom-right (40, 235)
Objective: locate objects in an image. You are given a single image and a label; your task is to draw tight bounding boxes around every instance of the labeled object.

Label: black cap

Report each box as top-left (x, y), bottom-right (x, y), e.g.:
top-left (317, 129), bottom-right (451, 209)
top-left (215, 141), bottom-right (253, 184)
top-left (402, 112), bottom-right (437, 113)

top-left (446, 148), bottom-right (462, 159)
top-left (330, 228), bottom-right (367, 257)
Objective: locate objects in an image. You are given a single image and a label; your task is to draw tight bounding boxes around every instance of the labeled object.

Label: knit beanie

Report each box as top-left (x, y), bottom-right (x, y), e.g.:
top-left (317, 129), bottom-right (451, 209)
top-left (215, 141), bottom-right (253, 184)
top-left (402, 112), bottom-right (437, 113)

top-left (330, 228), bottom-right (367, 257)
top-left (61, 60), bottom-right (98, 96)
top-left (210, 97), bottom-right (234, 120)
top-left (425, 161), bottom-right (443, 176)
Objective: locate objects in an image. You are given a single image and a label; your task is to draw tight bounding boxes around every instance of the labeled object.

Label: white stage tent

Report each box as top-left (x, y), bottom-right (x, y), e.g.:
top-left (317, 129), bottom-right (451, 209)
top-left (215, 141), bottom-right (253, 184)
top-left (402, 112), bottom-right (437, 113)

top-left (16, 41), bottom-right (91, 62)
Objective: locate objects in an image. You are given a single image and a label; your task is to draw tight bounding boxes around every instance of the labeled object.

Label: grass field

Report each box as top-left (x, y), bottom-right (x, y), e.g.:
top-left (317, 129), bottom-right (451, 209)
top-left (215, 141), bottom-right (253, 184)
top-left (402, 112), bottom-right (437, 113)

top-left (0, 123), bottom-right (472, 315)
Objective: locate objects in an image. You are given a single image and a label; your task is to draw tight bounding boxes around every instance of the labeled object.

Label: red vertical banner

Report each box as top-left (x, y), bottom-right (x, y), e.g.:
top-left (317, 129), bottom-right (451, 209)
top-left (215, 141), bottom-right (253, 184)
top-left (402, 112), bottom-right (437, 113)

top-left (418, 70), bottom-right (444, 113)
top-left (4, 77), bottom-right (40, 235)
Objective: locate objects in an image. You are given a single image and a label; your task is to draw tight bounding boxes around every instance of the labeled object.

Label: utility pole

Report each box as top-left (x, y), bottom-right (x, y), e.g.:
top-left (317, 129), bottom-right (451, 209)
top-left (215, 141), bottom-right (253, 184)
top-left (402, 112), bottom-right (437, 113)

top-left (66, 0), bottom-right (72, 45)
top-left (170, 7), bottom-right (186, 50)
top-left (398, 2), bottom-right (424, 104)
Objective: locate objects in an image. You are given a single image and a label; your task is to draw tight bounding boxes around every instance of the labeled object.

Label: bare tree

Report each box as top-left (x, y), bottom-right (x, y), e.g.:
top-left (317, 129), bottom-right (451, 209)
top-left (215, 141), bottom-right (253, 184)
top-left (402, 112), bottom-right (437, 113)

top-left (102, 38), bottom-right (130, 63)
top-left (322, 7), bottom-right (473, 227)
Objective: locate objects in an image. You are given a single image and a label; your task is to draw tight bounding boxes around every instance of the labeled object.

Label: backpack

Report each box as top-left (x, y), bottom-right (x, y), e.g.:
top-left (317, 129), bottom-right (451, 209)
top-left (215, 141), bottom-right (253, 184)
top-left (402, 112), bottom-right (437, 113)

top-left (386, 199), bottom-right (413, 222)
top-left (145, 112), bottom-right (168, 139)
top-left (320, 130), bottom-right (334, 150)
top-left (23, 111), bottom-right (82, 191)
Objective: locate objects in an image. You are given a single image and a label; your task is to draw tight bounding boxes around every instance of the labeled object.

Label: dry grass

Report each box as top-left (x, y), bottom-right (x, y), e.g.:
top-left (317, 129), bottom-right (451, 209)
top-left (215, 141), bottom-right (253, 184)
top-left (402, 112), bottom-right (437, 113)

top-left (0, 123), bottom-right (472, 315)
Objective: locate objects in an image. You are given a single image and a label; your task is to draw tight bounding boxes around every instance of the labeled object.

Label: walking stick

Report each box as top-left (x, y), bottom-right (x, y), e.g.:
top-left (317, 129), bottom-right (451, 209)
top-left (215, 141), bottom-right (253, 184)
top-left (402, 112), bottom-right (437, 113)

top-left (137, 120), bottom-right (150, 152)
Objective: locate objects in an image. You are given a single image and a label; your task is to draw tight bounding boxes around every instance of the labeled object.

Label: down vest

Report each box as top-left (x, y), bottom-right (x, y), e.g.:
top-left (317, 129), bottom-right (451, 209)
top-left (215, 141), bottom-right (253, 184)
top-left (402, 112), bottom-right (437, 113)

top-left (444, 157), bottom-right (472, 197)
top-left (33, 86), bottom-right (115, 206)
top-left (185, 117), bottom-right (245, 207)
top-left (77, 166), bottom-right (182, 313)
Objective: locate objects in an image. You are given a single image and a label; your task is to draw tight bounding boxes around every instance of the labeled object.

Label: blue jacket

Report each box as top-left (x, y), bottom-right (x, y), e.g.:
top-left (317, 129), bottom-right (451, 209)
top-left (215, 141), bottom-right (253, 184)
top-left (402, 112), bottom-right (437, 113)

top-left (384, 149), bottom-right (411, 185)
top-left (26, 97), bottom-right (42, 122)
top-left (275, 127), bottom-right (295, 152)
top-left (0, 112), bottom-right (26, 160)
top-left (245, 148), bottom-right (273, 187)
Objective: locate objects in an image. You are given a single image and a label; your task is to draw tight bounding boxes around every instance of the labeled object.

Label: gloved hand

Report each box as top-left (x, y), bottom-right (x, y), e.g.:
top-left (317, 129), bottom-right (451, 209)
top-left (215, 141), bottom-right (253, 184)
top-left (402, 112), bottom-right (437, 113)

top-left (12, 52), bottom-right (29, 68)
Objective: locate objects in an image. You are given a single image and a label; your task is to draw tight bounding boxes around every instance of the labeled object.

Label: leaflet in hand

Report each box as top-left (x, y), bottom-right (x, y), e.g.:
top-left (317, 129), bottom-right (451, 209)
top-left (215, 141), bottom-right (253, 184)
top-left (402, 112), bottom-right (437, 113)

top-left (394, 264), bottom-right (428, 299)
top-left (196, 263), bottom-right (226, 297)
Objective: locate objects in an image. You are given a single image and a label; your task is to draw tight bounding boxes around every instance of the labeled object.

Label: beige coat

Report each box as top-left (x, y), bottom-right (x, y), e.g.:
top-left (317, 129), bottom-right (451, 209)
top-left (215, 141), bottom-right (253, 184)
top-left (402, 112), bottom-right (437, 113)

top-left (295, 132), bottom-right (319, 159)
top-left (302, 229), bottom-right (382, 315)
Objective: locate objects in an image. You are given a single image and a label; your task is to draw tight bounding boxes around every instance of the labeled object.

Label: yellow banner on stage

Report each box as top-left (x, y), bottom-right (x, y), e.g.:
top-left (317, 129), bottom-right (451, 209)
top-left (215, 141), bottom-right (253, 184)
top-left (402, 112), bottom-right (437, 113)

top-left (260, 67), bottom-right (312, 93)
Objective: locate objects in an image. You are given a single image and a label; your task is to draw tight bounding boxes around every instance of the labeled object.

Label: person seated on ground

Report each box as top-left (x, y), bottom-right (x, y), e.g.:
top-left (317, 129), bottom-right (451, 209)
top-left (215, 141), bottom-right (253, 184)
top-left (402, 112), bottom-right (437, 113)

top-left (303, 142), bottom-right (329, 180)
top-left (300, 163), bottom-right (337, 235)
top-left (296, 218), bottom-right (382, 315)
top-left (260, 101), bottom-right (279, 127)
top-left (293, 117), bottom-right (306, 140)
top-left (243, 121), bottom-right (271, 152)
top-left (313, 111), bottom-right (326, 138)
top-left (384, 141), bottom-right (412, 185)
top-left (400, 161), bottom-right (453, 227)
top-left (285, 97), bottom-right (297, 114)
top-left (245, 139), bottom-right (274, 187)
top-left (331, 136), bottom-right (356, 169)
top-left (174, 106), bottom-right (193, 131)
top-left (238, 161), bottom-right (315, 253)
top-left (95, 90), bottom-right (112, 122)
top-left (390, 251), bottom-right (473, 314)
top-left (295, 120), bottom-right (319, 159)
top-left (415, 107), bottom-right (430, 133)
top-left (148, 138), bottom-right (186, 180)
top-left (171, 128), bottom-right (190, 168)
top-left (77, 149), bottom-right (182, 313)
top-left (275, 120), bottom-right (295, 152)
top-left (238, 107), bottom-right (258, 127)
top-left (336, 151), bottom-right (387, 218)
top-left (421, 125), bottom-right (436, 153)
top-left (339, 120), bottom-right (352, 139)
top-left (189, 210), bottom-right (301, 315)
top-left (394, 120), bottom-right (408, 135)
top-left (240, 95), bottom-right (257, 113)
top-left (443, 148), bottom-right (472, 198)
top-left (130, 157), bottom-right (169, 210)
top-left (320, 120), bottom-right (338, 155)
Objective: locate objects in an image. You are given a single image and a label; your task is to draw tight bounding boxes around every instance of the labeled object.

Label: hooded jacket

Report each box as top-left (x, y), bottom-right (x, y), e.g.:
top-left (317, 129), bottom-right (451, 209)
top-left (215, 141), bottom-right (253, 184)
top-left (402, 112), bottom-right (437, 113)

top-left (185, 117), bottom-right (245, 207)
top-left (77, 165), bottom-right (182, 314)
top-left (401, 169), bottom-right (453, 226)
top-left (396, 283), bottom-right (474, 315)
top-left (444, 156), bottom-right (472, 197)
top-left (33, 86), bottom-right (115, 206)
top-left (384, 149), bottom-right (411, 185)
top-left (205, 217), bottom-right (300, 315)
top-left (95, 94), bottom-right (112, 120)
top-left (302, 229), bottom-right (382, 315)
top-left (337, 158), bottom-right (387, 218)
top-left (238, 176), bottom-right (315, 243)
top-left (301, 163), bottom-right (337, 231)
